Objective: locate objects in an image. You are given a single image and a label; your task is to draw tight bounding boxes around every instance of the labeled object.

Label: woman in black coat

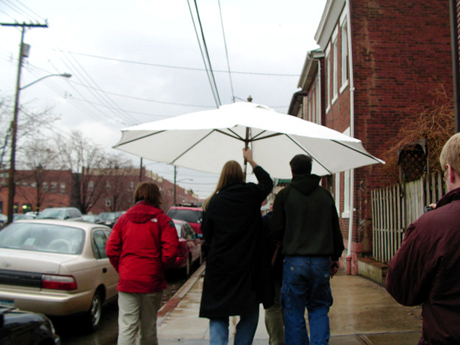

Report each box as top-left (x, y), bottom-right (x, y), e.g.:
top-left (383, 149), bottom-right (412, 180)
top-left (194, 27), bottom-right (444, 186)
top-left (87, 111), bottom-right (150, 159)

top-left (199, 148), bottom-right (274, 345)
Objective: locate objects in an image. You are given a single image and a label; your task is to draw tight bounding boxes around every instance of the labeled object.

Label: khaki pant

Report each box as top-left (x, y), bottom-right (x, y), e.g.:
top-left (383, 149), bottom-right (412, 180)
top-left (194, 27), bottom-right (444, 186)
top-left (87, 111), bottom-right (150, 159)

top-left (117, 291), bottom-right (163, 345)
top-left (265, 280), bottom-right (285, 345)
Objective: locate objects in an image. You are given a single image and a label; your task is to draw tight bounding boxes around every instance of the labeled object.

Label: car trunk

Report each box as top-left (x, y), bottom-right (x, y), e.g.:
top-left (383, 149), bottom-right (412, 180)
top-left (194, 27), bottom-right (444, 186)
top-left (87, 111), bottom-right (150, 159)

top-left (0, 249), bottom-right (76, 290)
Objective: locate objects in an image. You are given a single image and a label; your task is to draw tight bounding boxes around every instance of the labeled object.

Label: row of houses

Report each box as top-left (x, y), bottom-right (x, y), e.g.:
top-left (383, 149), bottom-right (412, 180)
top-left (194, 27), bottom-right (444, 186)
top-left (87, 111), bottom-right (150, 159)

top-left (288, 0), bottom-right (456, 275)
top-left (0, 167), bottom-right (200, 216)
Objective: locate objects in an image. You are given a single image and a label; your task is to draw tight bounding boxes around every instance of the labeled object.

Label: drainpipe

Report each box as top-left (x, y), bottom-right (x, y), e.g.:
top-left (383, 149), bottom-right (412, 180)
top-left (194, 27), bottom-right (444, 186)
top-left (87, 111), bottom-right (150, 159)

top-left (450, 0), bottom-right (460, 132)
top-left (346, 0), bottom-right (355, 274)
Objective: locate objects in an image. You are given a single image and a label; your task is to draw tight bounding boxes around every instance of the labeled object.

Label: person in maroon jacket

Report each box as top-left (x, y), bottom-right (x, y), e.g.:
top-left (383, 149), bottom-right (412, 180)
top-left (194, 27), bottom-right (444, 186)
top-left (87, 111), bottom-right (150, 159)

top-left (106, 181), bottom-right (179, 345)
top-left (386, 132), bottom-right (460, 344)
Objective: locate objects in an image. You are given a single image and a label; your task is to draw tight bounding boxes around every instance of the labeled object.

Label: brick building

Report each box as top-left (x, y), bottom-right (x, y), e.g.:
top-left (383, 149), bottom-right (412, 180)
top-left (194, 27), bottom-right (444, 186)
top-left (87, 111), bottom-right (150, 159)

top-left (0, 167), bottom-right (199, 216)
top-left (289, 0), bottom-right (453, 274)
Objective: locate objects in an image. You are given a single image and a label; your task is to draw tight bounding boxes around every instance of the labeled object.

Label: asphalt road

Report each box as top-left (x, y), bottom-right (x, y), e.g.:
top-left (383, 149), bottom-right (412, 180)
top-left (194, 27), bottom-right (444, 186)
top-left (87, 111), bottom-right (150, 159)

top-left (55, 269), bottom-right (190, 345)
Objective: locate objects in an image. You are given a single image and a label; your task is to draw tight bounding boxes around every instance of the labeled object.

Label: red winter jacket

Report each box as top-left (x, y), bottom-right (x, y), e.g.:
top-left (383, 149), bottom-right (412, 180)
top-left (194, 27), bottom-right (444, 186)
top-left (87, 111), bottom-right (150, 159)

top-left (106, 201), bottom-right (179, 293)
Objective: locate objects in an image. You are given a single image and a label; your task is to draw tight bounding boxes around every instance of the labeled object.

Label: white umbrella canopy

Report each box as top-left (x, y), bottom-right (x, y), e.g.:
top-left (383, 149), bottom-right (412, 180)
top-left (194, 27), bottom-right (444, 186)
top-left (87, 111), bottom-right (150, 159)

top-left (114, 102), bottom-right (384, 179)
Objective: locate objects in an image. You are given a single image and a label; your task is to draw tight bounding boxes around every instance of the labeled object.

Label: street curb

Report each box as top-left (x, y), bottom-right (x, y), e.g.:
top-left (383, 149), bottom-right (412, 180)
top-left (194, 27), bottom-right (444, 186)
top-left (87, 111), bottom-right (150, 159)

top-left (157, 262), bottom-right (206, 326)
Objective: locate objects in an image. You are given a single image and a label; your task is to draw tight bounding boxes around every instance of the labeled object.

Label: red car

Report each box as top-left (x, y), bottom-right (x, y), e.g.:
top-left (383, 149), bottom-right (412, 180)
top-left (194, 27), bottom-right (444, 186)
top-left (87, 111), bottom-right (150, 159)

top-left (170, 219), bottom-right (203, 276)
top-left (167, 206), bottom-right (203, 237)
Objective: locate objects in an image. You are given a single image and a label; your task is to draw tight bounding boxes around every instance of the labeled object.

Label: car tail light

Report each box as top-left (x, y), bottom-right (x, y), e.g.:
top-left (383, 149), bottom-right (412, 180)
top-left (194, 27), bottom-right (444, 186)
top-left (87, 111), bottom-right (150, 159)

top-left (41, 274), bottom-right (77, 290)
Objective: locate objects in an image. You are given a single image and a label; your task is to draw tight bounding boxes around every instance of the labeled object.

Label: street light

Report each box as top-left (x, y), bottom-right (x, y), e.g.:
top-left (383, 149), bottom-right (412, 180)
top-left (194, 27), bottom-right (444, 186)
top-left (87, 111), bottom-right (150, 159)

top-left (6, 72), bottom-right (72, 224)
top-left (20, 73), bottom-right (72, 90)
top-left (174, 178), bottom-right (193, 205)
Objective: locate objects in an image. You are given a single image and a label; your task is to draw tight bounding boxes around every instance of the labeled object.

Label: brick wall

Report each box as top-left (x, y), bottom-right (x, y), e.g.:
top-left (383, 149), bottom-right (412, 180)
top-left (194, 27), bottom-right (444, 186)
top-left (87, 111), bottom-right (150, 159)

top-left (351, 0), bottom-right (452, 252)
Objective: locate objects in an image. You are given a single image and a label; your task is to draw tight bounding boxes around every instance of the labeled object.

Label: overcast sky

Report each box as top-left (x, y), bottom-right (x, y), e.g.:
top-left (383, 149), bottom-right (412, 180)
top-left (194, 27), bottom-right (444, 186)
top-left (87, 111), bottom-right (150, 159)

top-left (0, 0), bottom-right (327, 198)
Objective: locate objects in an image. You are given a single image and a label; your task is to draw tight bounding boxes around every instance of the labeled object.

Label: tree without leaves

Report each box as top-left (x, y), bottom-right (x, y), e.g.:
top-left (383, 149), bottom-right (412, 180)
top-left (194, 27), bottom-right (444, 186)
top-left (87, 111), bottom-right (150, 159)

top-left (55, 130), bottom-right (111, 214)
top-left (101, 155), bottom-right (138, 212)
top-left (0, 96), bottom-right (60, 192)
top-left (375, 85), bottom-right (455, 185)
top-left (16, 141), bottom-right (59, 213)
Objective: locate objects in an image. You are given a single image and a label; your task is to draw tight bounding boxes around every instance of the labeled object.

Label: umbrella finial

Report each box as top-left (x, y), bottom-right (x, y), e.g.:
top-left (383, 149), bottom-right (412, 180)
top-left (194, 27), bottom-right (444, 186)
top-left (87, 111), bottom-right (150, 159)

top-left (247, 95), bottom-right (252, 102)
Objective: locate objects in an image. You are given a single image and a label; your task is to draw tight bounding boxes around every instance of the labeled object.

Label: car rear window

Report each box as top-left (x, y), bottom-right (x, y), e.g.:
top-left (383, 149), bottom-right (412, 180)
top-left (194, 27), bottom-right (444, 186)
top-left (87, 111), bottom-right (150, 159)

top-left (167, 209), bottom-right (203, 223)
top-left (0, 222), bottom-right (85, 255)
top-left (37, 209), bottom-right (65, 219)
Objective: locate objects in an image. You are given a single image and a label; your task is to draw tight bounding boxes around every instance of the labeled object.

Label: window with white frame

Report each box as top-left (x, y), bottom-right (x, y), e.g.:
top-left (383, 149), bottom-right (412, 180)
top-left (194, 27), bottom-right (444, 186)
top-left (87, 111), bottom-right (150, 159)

top-left (341, 16), bottom-right (349, 90)
top-left (312, 80), bottom-right (319, 124)
top-left (332, 37), bottom-right (338, 102)
top-left (316, 74), bottom-right (321, 124)
top-left (88, 181), bottom-right (94, 191)
top-left (334, 173), bottom-right (341, 213)
top-left (60, 182), bottom-right (66, 193)
top-left (325, 45), bottom-right (331, 111)
top-left (343, 169), bottom-right (350, 218)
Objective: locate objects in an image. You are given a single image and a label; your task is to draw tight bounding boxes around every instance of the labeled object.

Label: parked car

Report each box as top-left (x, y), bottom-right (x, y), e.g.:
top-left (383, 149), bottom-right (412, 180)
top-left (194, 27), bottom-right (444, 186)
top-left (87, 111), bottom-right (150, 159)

top-left (36, 207), bottom-right (83, 221)
top-left (82, 214), bottom-right (101, 223)
top-left (167, 206), bottom-right (203, 238)
top-left (0, 219), bottom-right (119, 332)
top-left (0, 305), bottom-right (61, 344)
top-left (0, 214), bottom-right (6, 228)
top-left (170, 219), bottom-right (203, 276)
top-left (25, 211), bottom-right (38, 218)
top-left (98, 211), bottom-right (125, 228)
top-left (13, 213), bottom-right (36, 221)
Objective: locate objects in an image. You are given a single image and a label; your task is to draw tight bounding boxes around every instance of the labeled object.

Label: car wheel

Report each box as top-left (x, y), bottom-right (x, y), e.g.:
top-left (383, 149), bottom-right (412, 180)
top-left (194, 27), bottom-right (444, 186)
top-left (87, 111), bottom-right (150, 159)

top-left (85, 290), bottom-right (103, 333)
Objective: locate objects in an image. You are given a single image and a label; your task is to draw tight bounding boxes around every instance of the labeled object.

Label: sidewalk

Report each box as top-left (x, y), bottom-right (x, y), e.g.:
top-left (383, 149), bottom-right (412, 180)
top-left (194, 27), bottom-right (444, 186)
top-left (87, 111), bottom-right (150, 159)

top-left (157, 263), bottom-right (422, 344)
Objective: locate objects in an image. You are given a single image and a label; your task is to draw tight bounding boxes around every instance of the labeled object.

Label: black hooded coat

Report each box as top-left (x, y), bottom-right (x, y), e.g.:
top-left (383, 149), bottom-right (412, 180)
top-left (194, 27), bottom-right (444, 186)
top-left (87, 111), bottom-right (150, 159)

top-left (199, 166), bottom-right (273, 319)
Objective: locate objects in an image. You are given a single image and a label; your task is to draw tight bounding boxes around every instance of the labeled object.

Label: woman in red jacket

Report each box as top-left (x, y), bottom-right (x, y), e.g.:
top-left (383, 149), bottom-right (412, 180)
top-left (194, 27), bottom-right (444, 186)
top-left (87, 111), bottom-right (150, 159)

top-left (107, 181), bottom-right (179, 345)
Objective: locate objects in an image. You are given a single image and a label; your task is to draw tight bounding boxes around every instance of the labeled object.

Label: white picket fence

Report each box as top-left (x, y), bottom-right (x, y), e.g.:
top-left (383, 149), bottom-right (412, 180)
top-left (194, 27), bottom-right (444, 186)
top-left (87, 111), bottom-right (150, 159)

top-left (371, 172), bottom-right (445, 263)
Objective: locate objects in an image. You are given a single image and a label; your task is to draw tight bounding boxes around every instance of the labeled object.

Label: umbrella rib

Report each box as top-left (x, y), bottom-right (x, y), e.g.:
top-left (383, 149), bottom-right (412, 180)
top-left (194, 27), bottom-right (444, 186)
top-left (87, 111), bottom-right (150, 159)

top-left (216, 128), bottom-right (284, 142)
top-left (331, 139), bottom-right (385, 163)
top-left (171, 130), bottom-right (217, 164)
top-left (114, 130), bottom-right (166, 147)
top-left (216, 128), bottom-right (245, 141)
top-left (285, 135), bottom-right (333, 174)
top-left (252, 132), bottom-right (284, 141)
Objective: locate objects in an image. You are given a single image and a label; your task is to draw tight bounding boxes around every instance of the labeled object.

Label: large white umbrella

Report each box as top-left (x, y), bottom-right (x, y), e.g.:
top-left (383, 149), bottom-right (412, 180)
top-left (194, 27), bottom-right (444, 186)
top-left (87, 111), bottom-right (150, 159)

top-left (114, 102), bottom-right (384, 178)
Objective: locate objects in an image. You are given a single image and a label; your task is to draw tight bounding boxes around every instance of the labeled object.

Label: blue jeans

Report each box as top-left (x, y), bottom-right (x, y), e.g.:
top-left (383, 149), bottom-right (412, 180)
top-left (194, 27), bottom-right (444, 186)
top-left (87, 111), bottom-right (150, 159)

top-left (209, 302), bottom-right (259, 345)
top-left (281, 256), bottom-right (332, 345)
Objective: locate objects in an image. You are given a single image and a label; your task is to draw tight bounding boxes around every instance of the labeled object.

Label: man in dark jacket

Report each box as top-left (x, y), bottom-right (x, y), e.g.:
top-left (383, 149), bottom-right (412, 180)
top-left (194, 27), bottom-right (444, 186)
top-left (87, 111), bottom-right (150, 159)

top-left (271, 154), bottom-right (344, 345)
top-left (386, 133), bottom-right (460, 344)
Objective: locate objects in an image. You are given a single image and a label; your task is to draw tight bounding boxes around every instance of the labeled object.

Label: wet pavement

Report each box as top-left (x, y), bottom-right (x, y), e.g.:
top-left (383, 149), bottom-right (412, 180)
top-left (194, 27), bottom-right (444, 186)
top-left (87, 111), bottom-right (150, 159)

top-left (157, 263), bottom-right (423, 344)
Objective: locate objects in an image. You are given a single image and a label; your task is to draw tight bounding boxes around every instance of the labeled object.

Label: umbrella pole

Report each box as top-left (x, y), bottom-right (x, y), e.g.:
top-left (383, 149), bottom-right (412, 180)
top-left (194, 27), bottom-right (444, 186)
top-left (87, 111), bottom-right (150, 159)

top-left (243, 127), bottom-right (249, 182)
top-left (243, 96), bottom-right (253, 182)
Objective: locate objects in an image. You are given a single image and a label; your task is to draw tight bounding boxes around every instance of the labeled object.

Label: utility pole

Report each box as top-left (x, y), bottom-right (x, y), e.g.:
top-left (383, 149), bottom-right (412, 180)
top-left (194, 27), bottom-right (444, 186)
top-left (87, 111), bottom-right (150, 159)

top-left (174, 166), bottom-right (177, 205)
top-left (1, 22), bottom-right (48, 224)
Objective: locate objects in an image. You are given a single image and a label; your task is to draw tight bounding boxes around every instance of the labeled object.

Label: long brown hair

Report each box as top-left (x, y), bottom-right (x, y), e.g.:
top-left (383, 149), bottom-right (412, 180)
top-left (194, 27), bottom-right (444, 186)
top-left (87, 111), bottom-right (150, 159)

top-left (203, 160), bottom-right (244, 210)
top-left (134, 181), bottom-right (162, 208)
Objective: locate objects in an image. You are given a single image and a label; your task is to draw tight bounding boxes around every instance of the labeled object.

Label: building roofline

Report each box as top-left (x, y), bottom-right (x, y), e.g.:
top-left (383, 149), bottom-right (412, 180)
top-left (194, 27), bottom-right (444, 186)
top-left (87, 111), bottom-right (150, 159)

top-left (314, 0), bottom-right (346, 50)
top-left (298, 49), bottom-right (324, 90)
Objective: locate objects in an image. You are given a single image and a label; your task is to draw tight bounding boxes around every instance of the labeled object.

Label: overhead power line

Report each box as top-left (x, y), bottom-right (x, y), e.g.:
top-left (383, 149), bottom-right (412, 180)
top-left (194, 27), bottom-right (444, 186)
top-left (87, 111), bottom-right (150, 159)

top-left (192, 0), bottom-right (221, 107)
top-left (187, 0), bottom-right (220, 108)
top-left (217, 0), bottom-right (235, 102)
top-left (36, 48), bottom-right (301, 77)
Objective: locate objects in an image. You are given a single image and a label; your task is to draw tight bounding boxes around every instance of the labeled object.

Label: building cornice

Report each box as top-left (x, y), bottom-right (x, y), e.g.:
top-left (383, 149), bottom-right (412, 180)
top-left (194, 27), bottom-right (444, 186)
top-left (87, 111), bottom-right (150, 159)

top-left (314, 0), bottom-right (346, 50)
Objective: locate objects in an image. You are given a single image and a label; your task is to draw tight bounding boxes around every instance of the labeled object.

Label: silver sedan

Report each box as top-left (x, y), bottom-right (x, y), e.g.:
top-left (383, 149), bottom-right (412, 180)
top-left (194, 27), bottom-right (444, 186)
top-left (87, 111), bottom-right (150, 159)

top-left (0, 219), bottom-right (119, 332)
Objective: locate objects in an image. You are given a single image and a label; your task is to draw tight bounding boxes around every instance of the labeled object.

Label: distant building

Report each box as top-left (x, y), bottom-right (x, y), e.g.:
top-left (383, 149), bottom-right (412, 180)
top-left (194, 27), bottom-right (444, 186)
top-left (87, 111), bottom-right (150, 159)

top-left (0, 167), bottom-right (199, 215)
